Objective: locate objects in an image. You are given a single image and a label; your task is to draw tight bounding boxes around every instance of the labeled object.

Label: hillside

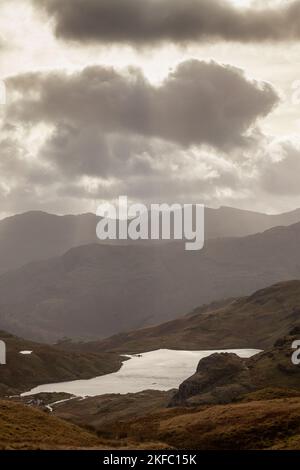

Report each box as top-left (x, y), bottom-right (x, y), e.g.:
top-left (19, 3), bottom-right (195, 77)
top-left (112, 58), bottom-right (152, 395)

top-left (170, 328), bottom-right (300, 406)
top-left (0, 399), bottom-right (170, 450)
top-left (51, 332), bottom-right (300, 450)
top-left (0, 211), bottom-right (99, 274)
top-left (91, 281), bottom-right (300, 352)
top-left (0, 206), bottom-right (300, 274)
top-left (52, 391), bottom-right (300, 450)
top-left (12, 392), bottom-right (300, 450)
top-left (111, 396), bottom-right (300, 450)
top-left (0, 400), bottom-right (101, 450)
top-left (53, 390), bottom-right (174, 433)
top-left (2, 221), bottom-right (300, 341)
top-left (0, 331), bottom-right (123, 395)
top-left (205, 205), bottom-right (300, 239)
top-left (117, 332), bottom-right (300, 450)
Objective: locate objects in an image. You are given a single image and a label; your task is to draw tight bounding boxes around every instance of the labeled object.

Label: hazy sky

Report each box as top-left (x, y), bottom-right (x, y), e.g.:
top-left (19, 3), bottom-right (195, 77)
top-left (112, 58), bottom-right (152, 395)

top-left (1, 0), bottom-right (300, 216)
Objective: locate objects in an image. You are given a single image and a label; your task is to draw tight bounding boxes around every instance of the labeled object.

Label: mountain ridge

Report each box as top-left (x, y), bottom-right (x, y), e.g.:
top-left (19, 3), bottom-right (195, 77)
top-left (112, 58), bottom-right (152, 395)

top-left (86, 280), bottom-right (300, 352)
top-left (1, 221), bottom-right (300, 342)
top-left (1, 205), bottom-right (300, 274)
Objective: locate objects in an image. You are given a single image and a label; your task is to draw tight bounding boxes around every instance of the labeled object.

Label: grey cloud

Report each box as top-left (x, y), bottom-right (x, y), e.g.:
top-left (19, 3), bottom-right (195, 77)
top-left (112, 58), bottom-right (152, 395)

top-left (0, 59), bottom-right (279, 214)
top-left (55, 155), bottom-right (241, 205)
top-left (35, 0), bottom-right (300, 45)
top-left (41, 125), bottom-right (159, 178)
top-left (1, 60), bottom-right (290, 216)
top-left (7, 60), bottom-right (278, 150)
top-left (0, 133), bottom-right (243, 215)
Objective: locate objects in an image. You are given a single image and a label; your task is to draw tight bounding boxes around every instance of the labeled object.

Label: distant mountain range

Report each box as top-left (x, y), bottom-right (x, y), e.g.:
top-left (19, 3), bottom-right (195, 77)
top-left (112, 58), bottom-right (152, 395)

top-left (1, 206), bottom-right (300, 273)
top-left (1, 218), bottom-right (300, 341)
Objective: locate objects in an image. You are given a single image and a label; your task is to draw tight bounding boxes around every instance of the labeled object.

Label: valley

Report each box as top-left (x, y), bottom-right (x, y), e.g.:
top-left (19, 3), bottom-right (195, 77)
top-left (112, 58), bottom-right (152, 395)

top-left (0, 278), bottom-right (300, 450)
top-left (6, 326), bottom-right (300, 450)
top-left (0, 209), bottom-right (300, 450)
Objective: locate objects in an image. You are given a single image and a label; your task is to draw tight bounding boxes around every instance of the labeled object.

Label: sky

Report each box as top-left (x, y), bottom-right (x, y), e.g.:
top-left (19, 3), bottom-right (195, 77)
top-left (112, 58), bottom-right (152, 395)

top-left (0, 0), bottom-right (300, 216)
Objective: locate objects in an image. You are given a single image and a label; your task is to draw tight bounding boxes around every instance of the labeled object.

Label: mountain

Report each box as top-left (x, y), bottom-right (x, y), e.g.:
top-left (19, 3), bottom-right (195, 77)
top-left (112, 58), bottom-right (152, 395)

top-left (0, 243), bottom-right (179, 341)
top-left (91, 281), bottom-right (300, 352)
top-left (1, 221), bottom-right (300, 342)
top-left (205, 205), bottom-right (300, 238)
top-left (0, 211), bottom-right (99, 274)
top-left (1, 206), bottom-right (300, 274)
top-left (0, 330), bottom-right (123, 395)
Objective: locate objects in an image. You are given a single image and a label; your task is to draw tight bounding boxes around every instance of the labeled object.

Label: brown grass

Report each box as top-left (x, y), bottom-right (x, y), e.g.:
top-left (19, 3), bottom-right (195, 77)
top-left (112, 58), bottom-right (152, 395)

top-left (95, 396), bottom-right (300, 450)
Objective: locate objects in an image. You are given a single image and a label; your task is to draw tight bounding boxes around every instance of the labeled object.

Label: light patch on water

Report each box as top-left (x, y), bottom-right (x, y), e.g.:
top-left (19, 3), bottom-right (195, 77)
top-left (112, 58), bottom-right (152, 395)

top-left (19, 351), bottom-right (33, 355)
top-left (22, 348), bottom-right (261, 398)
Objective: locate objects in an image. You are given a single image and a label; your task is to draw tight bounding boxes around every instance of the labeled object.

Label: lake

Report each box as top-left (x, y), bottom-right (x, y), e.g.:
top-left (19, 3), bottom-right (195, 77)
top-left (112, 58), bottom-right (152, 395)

top-left (22, 348), bottom-right (260, 397)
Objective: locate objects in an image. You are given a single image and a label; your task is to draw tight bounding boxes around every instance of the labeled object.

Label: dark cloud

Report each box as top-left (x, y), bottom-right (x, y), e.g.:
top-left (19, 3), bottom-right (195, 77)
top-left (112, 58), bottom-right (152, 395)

top-left (0, 127), bottom-right (243, 214)
top-left (7, 60), bottom-right (278, 150)
top-left (41, 125), bottom-right (160, 178)
top-left (35, 0), bottom-right (300, 45)
top-left (0, 60), bottom-right (282, 215)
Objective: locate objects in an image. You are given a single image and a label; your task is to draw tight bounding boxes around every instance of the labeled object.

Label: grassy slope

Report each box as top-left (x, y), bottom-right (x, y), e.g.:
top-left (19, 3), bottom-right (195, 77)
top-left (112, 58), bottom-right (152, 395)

top-left (0, 399), bottom-right (101, 449)
top-left (153, 397), bottom-right (300, 450)
top-left (53, 390), bottom-right (174, 435)
top-left (0, 399), bottom-right (172, 450)
top-left (52, 389), bottom-right (300, 450)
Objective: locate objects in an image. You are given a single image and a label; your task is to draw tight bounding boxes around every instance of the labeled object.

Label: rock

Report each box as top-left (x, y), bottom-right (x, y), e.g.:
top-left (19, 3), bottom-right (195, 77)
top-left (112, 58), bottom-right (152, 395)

top-left (169, 353), bottom-right (252, 406)
top-left (170, 333), bottom-right (300, 407)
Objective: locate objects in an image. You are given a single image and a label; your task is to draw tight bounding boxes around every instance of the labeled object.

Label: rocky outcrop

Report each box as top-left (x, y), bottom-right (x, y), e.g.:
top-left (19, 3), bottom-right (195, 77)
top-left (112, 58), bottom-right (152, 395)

top-left (170, 353), bottom-right (253, 406)
top-left (170, 330), bottom-right (300, 407)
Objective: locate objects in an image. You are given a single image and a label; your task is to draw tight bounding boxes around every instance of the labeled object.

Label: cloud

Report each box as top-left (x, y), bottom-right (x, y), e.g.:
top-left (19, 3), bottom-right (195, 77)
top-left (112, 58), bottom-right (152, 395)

top-left (1, 59), bottom-right (294, 216)
top-left (0, 127), bottom-right (245, 214)
top-left (0, 59), bottom-right (279, 214)
top-left (7, 60), bottom-right (278, 150)
top-left (35, 0), bottom-right (300, 46)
